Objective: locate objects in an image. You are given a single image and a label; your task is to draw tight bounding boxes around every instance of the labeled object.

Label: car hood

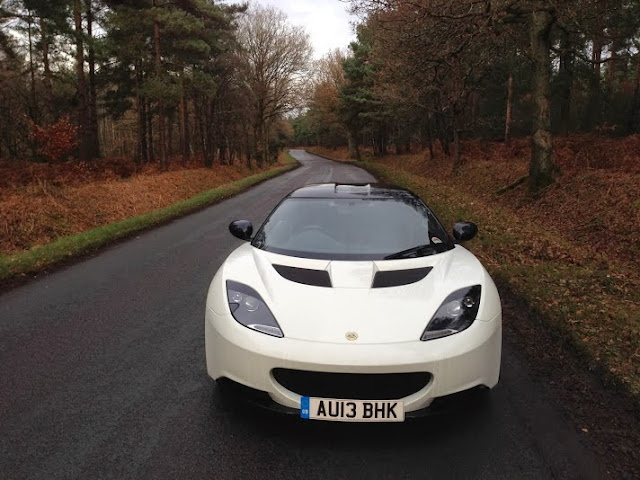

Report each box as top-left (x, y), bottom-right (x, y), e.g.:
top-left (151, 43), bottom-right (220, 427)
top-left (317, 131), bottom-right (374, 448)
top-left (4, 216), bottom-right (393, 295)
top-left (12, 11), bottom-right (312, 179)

top-left (212, 243), bottom-right (499, 344)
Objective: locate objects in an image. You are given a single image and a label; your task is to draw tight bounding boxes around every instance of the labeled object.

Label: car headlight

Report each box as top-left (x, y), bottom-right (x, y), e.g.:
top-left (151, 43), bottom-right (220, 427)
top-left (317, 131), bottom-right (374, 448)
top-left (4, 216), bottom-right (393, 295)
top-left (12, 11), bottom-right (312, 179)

top-left (421, 286), bottom-right (481, 341)
top-left (226, 280), bottom-right (284, 338)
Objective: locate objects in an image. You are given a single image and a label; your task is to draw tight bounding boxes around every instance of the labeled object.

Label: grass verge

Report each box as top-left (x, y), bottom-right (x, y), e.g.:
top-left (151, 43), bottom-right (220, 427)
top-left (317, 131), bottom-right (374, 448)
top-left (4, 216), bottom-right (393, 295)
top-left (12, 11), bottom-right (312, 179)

top-left (0, 159), bottom-right (298, 285)
top-left (308, 148), bottom-right (639, 404)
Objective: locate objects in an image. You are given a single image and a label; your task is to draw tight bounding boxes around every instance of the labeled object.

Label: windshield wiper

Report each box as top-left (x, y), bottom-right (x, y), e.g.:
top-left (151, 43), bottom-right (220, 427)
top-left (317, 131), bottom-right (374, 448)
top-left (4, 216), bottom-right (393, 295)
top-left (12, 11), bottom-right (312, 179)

top-left (383, 244), bottom-right (439, 260)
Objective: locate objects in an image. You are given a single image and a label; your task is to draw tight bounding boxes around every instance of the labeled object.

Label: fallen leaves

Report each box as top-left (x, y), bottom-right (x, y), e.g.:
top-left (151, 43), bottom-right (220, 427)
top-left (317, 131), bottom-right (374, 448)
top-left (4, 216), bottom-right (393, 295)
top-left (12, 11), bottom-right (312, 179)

top-left (0, 157), bottom-right (286, 255)
top-left (340, 135), bottom-right (640, 400)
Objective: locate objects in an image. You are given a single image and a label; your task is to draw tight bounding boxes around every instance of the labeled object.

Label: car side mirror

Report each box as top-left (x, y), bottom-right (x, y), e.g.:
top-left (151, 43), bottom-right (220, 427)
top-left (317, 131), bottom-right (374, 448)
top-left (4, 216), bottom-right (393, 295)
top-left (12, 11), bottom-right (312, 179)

top-left (229, 220), bottom-right (253, 241)
top-left (453, 222), bottom-right (478, 242)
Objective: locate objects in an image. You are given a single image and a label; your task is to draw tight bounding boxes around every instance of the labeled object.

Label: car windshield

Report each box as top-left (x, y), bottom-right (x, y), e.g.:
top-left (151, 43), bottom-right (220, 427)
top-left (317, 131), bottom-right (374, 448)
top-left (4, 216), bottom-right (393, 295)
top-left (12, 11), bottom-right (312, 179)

top-left (252, 196), bottom-right (452, 260)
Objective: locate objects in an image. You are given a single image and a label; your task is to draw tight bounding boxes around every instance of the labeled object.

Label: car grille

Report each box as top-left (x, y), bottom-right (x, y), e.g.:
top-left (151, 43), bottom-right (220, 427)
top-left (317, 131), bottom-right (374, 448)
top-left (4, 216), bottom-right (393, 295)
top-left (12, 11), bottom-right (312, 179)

top-left (272, 369), bottom-right (431, 400)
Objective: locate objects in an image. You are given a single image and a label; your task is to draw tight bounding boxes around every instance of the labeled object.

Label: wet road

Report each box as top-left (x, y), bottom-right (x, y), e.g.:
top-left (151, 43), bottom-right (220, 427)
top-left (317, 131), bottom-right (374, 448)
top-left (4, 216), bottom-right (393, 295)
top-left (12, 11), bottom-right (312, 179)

top-left (0, 151), bottom-right (605, 479)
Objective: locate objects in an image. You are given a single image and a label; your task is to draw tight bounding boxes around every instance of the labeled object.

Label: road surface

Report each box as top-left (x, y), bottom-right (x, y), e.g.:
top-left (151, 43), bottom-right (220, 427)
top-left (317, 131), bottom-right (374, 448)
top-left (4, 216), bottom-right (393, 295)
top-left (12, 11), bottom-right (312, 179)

top-left (0, 151), bottom-right (606, 479)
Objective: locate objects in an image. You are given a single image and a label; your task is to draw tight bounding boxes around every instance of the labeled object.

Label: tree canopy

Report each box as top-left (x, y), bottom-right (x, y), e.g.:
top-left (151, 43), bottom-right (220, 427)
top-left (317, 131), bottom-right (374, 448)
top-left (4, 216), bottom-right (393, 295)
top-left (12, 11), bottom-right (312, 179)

top-left (295, 0), bottom-right (640, 193)
top-left (0, 0), bottom-right (310, 168)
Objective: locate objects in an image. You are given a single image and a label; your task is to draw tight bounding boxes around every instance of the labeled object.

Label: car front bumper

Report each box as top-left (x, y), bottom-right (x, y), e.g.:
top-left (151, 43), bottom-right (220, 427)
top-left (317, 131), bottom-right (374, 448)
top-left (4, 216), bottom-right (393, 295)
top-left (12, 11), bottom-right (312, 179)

top-left (205, 308), bottom-right (501, 413)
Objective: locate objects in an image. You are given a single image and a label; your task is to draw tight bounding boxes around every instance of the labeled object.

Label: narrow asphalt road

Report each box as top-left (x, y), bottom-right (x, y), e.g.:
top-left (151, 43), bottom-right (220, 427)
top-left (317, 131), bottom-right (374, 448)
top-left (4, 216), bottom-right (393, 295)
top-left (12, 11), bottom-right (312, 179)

top-left (0, 151), bottom-right (606, 479)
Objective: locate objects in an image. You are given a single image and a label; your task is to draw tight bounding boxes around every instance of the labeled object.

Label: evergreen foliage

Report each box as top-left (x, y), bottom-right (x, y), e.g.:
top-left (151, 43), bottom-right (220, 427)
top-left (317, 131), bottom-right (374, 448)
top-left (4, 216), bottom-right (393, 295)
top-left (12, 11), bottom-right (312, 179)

top-left (0, 0), bottom-right (309, 168)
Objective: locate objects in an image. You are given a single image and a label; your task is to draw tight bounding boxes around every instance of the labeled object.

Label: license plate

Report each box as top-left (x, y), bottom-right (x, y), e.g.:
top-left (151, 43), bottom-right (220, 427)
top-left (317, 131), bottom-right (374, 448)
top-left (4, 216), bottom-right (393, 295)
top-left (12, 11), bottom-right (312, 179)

top-left (300, 397), bottom-right (404, 422)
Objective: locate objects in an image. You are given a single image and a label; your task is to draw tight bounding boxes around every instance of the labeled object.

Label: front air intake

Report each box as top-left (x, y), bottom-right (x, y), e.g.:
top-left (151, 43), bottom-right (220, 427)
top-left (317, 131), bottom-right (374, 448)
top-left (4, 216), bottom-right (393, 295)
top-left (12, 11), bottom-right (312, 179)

top-left (372, 267), bottom-right (432, 288)
top-left (273, 265), bottom-right (332, 287)
top-left (272, 369), bottom-right (432, 400)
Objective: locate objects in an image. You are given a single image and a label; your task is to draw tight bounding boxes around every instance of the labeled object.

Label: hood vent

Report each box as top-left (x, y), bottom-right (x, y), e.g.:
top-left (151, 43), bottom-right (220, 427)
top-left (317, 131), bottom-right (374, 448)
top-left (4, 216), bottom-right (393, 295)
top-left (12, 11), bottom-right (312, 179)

top-left (372, 267), bottom-right (433, 288)
top-left (273, 265), bottom-right (332, 288)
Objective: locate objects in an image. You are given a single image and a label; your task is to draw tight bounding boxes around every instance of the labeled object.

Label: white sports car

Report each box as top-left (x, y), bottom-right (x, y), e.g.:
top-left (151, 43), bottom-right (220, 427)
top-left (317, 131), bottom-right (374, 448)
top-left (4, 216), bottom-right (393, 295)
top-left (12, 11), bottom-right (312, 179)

top-left (205, 183), bottom-right (501, 422)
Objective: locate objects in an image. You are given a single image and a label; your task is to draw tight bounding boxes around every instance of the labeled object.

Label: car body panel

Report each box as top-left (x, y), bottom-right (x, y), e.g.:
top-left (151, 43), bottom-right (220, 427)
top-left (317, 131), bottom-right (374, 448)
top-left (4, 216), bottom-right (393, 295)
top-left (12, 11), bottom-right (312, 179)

top-left (205, 183), bottom-right (503, 415)
top-left (209, 242), bottom-right (500, 345)
top-left (205, 303), bottom-right (501, 412)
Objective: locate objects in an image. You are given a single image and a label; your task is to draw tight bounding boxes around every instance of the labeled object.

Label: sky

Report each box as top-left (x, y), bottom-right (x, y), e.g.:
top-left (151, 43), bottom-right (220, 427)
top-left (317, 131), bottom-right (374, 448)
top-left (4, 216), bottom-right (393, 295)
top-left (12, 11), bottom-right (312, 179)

top-left (251, 0), bottom-right (357, 58)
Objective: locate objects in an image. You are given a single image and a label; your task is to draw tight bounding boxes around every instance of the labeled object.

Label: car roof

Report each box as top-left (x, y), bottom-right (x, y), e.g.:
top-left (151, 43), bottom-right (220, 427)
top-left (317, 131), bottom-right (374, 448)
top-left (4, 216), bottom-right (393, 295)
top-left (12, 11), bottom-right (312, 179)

top-left (287, 183), bottom-right (418, 200)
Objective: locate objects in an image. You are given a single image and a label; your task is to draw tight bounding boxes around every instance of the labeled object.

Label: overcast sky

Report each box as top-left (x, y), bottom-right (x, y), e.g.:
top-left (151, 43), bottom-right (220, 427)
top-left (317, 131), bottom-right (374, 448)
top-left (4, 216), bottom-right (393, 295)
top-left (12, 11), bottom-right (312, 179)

top-left (251, 0), bottom-right (357, 58)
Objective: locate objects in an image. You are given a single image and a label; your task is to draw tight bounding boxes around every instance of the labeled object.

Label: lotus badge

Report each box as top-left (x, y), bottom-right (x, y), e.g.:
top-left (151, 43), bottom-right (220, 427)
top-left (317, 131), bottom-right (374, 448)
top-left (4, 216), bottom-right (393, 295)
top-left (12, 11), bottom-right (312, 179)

top-left (345, 331), bottom-right (358, 341)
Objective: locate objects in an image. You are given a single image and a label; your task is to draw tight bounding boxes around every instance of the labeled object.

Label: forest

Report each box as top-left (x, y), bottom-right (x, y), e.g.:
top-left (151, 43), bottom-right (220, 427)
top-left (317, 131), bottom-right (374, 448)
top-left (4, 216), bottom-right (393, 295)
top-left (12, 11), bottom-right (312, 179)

top-left (0, 0), bottom-right (311, 169)
top-left (297, 0), bottom-right (640, 193)
top-left (1, 1), bottom-right (639, 192)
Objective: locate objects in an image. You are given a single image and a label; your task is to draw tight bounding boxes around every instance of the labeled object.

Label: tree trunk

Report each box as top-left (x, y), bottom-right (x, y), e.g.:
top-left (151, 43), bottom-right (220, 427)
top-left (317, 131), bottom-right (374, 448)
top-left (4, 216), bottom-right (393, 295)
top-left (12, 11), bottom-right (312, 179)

top-left (147, 100), bottom-right (154, 162)
top-left (86, 0), bottom-right (100, 159)
top-left (179, 78), bottom-right (190, 166)
top-left (138, 100), bottom-right (147, 164)
top-left (628, 59), bottom-right (640, 132)
top-left (558, 30), bottom-right (573, 136)
top-left (529, 7), bottom-right (555, 194)
top-left (584, 30), bottom-right (604, 130)
top-left (347, 128), bottom-right (360, 160)
top-left (204, 100), bottom-right (214, 167)
top-left (439, 136), bottom-right (450, 157)
top-left (153, 0), bottom-right (167, 171)
top-left (259, 122), bottom-right (269, 166)
top-left (27, 12), bottom-right (36, 122)
top-left (437, 114), bottom-right (451, 156)
top-left (219, 136), bottom-right (227, 165)
top-left (133, 60), bottom-right (146, 165)
top-left (40, 19), bottom-right (54, 119)
top-left (197, 99), bottom-right (211, 166)
top-left (74, 0), bottom-right (90, 162)
top-left (395, 129), bottom-right (404, 155)
top-left (252, 123), bottom-right (261, 167)
top-left (167, 111), bottom-right (173, 158)
top-left (422, 114), bottom-right (434, 160)
top-left (135, 61), bottom-right (145, 164)
top-left (380, 127), bottom-right (388, 156)
top-left (179, 96), bottom-right (186, 166)
top-left (452, 120), bottom-right (462, 172)
top-left (226, 136), bottom-right (233, 165)
top-left (470, 91), bottom-right (479, 127)
top-left (256, 114), bottom-right (268, 167)
top-left (607, 37), bottom-right (620, 90)
top-left (264, 121), bottom-right (272, 164)
top-left (505, 73), bottom-right (514, 143)
top-left (242, 118), bottom-right (251, 168)
top-left (592, 35), bottom-right (602, 78)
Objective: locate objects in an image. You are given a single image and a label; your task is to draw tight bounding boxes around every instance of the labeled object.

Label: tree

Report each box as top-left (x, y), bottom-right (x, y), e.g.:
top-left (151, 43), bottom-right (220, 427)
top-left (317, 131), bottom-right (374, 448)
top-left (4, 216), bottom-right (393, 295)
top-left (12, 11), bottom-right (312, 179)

top-left (85, 0), bottom-right (101, 158)
top-left (238, 5), bottom-right (312, 165)
top-left (306, 49), bottom-right (348, 148)
top-left (21, 0), bottom-right (70, 119)
top-left (338, 27), bottom-right (379, 160)
top-left (104, 0), bottom-right (245, 167)
top-left (73, 0), bottom-right (91, 162)
top-left (346, 0), bottom-right (562, 191)
top-left (103, 0), bottom-right (155, 163)
top-left (528, 4), bottom-right (556, 192)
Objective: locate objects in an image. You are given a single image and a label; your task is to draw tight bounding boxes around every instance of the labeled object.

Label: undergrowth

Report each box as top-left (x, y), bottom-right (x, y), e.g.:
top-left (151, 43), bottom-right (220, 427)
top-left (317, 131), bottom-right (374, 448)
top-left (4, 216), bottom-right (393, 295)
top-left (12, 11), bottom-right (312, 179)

top-left (309, 142), bottom-right (640, 401)
top-left (0, 154), bottom-right (298, 283)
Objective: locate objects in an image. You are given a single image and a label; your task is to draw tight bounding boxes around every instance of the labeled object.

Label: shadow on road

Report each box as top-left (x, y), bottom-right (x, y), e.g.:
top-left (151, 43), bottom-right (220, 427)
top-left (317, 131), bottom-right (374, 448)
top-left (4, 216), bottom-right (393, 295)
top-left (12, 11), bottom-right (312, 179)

top-left (207, 379), bottom-right (497, 448)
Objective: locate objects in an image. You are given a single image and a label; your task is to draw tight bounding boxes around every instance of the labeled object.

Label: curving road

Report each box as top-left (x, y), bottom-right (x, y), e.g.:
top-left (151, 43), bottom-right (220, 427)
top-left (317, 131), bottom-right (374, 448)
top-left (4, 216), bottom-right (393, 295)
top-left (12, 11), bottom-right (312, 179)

top-left (0, 151), bottom-right (606, 479)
